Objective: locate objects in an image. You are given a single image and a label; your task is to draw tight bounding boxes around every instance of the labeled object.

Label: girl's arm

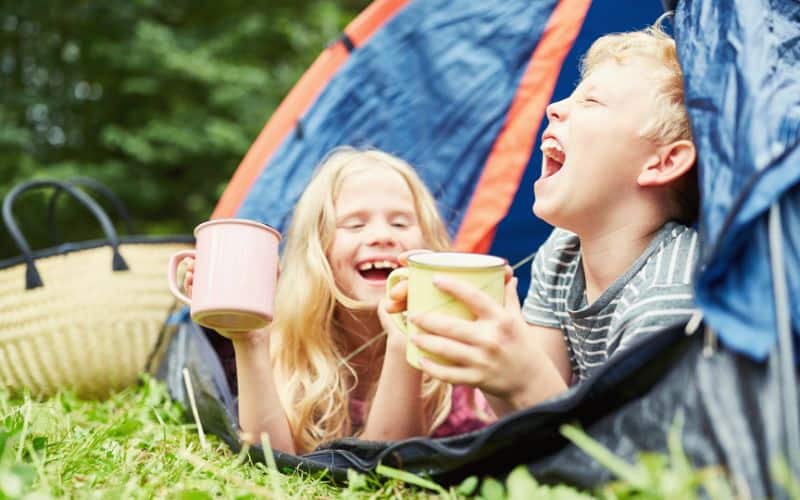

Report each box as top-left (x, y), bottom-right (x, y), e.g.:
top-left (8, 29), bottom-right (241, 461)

top-left (361, 301), bottom-right (427, 441)
top-left (231, 330), bottom-right (297, 454)
top-left (181, 257), bottom-right (296, 452)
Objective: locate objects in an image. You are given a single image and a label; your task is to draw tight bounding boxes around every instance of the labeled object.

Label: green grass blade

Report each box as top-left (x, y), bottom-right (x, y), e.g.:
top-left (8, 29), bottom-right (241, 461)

top-left (560, 424), bottom-right (647, 488)
top-left (375, 463), bottom-right (446, 494)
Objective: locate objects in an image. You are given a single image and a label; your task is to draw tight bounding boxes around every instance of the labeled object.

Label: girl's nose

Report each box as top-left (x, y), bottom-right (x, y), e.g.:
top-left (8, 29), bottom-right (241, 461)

top-left (366, 221), bottom-right (396, 246)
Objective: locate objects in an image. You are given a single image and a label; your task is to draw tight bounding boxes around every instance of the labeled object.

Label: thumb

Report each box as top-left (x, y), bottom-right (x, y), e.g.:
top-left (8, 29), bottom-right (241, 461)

top-left (504, 277), bottom-right (522, 314)
top-left (398, 248), bottom-right (431, 266)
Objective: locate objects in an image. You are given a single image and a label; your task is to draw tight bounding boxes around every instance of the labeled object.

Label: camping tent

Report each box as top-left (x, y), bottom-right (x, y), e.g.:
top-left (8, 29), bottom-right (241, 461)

top-left (155, 0), bottom-right (800, 495)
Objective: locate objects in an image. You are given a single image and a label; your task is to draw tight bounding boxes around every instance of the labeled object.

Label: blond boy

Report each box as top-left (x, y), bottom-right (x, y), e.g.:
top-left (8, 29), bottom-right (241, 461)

top-left (387, 25), bottom-right (700, 416)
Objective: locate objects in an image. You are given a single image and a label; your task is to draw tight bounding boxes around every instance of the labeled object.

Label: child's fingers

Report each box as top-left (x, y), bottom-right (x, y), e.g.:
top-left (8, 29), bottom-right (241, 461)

top-left (383, 299), bottom-right (406, 314)
top-left (388, 278), bottom-right (408, 301)
top-left (411, 332), bottom-right (480, 366)
top-left (504, 278), bottom-right (521, 314)
top-left (431, 274), bottom-right (503, 318)
top-left (504, 264), bottom-right (514, 284)
top-left (398, 249), bottom-right (431, 266)
top-left (410, 311), bottom-right (482, 346)
top-left (417, 357), bottom-right (481, 387)
top-left (384, 279), bottom-right (408, 314)
top-left (183, 270), bottom-right (194, 296)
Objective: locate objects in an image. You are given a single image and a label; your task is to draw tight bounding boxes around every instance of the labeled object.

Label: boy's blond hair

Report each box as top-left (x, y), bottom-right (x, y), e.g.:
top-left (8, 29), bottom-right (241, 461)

top-left (269, 147), bottom-right (453, 453)
top-left (580, 21), bottom-right (699, 225)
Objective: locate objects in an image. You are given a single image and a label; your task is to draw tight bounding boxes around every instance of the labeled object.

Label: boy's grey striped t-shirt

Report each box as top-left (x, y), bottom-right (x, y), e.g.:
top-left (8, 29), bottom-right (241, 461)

top-left (521, 222), bottom-right (699, 382)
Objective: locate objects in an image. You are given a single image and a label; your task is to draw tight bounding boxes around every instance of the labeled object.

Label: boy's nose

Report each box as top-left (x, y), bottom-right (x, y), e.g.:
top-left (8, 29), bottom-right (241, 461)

top-left (546, 98), bottom-right (568, 122)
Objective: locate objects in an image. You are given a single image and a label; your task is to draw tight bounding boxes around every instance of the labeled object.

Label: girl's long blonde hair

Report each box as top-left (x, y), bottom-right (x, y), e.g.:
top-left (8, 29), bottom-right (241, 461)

top-left (270, 147), bottom-right (453, 453)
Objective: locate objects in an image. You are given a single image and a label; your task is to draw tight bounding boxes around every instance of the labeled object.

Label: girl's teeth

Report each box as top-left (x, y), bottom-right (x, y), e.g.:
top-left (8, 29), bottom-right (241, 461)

top-left (358, 261), bottom-right (398, 271)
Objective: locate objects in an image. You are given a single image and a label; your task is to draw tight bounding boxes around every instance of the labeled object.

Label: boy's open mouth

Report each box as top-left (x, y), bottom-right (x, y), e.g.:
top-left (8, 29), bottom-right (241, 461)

top-left (357, 260), bottom-right (398, 281)
top-left (540, 137), bottom-right (565, 178)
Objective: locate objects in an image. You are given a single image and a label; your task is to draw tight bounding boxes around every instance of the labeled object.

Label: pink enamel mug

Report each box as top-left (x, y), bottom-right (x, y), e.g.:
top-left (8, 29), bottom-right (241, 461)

top-left (167, 219), bottom-right (281, 333)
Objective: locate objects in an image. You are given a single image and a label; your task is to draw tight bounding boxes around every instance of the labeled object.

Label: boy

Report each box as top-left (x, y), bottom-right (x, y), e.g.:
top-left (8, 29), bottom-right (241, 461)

top-left (384, 25), bottom-right (700, 417)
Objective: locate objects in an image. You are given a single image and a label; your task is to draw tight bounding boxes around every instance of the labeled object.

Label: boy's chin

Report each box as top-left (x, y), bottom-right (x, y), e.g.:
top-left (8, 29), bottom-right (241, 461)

top-left (532, 200), bottom-right (557, 225)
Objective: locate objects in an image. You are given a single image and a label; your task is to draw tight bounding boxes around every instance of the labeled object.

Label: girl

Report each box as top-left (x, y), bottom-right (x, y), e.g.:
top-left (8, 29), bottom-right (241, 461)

top-left (182, 147), bottom-right (493, 454)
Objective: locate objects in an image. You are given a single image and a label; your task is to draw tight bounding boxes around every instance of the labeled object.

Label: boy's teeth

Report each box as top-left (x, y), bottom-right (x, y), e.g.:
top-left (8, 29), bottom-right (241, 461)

top-left (541, 138), bottom-right (565, 163)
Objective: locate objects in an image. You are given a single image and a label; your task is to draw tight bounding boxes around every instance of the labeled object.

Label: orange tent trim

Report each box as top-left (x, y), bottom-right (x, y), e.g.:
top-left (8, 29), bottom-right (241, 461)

top-left (453, 0), bottom-right (591, 253)
top-left (212, 0), bottom-right (410, 219)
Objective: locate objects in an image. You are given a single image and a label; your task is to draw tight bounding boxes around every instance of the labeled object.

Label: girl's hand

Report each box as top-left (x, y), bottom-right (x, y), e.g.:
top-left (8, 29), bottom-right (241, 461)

top-left (177, 256), bottom-right (195, 297)
top-left (378, 297), bottom-right (408, 355)
top-left (384, 249), bottom-right (429, 315)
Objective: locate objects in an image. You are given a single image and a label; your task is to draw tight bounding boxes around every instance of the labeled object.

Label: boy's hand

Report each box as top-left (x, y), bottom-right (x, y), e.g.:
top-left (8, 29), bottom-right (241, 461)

top-left (177, 256), bottom-right (195, 298)
top-left (409, 275), bottom-right (567, 415)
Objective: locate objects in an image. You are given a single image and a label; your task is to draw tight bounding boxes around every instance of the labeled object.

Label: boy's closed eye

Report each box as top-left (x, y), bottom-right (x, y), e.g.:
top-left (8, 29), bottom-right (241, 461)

top-left (578, 94), bottom-right (604, 106)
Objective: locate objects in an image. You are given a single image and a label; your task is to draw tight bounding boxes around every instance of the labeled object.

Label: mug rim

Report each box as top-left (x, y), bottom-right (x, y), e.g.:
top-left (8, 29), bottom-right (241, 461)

top-left (194, 218), bottom-right (281, 241)
top-left (407, 251), bottom-right (505, 270)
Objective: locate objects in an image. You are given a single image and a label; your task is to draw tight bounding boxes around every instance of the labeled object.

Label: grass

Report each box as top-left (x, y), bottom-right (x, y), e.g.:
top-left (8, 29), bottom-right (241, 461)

top-left (0, 376), bottom-right (794, 499)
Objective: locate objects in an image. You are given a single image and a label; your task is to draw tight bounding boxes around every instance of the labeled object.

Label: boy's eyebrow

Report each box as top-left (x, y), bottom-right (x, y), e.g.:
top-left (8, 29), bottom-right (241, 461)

top-left (576, 81), bottom-right (597, 93)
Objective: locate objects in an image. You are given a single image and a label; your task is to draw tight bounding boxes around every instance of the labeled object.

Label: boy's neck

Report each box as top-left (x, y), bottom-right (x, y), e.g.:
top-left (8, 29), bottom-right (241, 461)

top-left (576, 220), bottom-right (665, 304)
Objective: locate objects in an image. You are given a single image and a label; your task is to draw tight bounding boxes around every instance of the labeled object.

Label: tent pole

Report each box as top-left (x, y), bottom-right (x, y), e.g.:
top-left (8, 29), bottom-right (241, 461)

top-left (768, 202), bottom-right (800, 475)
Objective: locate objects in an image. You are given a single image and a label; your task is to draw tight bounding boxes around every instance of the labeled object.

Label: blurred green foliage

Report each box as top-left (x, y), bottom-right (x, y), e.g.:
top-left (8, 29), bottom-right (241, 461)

top-left (0, 0), bottom-right (367, 259)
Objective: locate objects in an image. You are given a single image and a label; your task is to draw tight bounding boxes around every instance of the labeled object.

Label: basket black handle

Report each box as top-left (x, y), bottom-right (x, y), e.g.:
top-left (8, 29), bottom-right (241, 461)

top-left (47, 177), bottom-right (135, 246)
top-left (2, 179), bottom-right (129, 290)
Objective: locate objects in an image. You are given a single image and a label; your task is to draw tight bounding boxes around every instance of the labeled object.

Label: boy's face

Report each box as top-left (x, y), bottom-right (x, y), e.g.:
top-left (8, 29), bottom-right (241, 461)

top-left (533, 59), bottom-right (662, 233)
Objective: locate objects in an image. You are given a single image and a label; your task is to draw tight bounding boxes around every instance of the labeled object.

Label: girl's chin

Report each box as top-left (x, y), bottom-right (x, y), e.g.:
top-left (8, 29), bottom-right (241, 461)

top-left (352, 285), bottom-right (386, 305)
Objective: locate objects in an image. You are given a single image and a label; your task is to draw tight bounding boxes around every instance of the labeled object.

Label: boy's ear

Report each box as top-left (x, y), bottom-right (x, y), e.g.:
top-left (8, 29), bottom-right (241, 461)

top-left (637, 140), bottom-right (696, 187)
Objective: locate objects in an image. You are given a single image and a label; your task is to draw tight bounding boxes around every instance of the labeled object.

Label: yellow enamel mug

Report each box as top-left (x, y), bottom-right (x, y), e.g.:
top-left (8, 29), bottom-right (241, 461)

top-left (386, 252), bottom-right (505, 369)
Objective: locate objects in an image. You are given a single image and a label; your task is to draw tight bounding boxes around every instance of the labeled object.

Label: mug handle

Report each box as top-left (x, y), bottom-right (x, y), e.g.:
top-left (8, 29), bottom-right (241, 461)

top-left (167, 249), bottom-right (196, 305)
top-left (385, 267), bottom-right (410, 334)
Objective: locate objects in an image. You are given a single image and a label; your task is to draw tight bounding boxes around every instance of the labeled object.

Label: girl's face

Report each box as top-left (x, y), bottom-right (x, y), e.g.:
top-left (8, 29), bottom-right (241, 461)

top-left (328, 166), bottom-right (426, 306)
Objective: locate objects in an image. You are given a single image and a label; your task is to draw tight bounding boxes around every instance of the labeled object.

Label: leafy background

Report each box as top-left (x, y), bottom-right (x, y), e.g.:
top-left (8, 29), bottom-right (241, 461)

top-left (1, 1), bottom-right (368, 259)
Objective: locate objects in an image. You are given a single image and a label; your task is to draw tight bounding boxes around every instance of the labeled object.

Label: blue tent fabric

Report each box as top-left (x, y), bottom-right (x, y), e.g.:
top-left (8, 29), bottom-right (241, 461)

top-left (675, 0), bottom-right (800, 360)
top-left (236, 0), bottom-right (557, 240)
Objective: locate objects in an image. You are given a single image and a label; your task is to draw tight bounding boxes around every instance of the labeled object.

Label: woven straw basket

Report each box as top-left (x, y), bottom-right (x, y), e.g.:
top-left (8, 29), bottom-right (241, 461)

top-left (0, 179), bottom-right (193, 398)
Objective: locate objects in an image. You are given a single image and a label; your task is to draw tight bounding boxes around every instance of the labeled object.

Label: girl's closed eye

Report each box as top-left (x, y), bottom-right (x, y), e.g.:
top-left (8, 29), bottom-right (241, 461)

top-left (339, 218), bottom-right (366, 230)
top-left (391, 218), bottom-right (410, 229)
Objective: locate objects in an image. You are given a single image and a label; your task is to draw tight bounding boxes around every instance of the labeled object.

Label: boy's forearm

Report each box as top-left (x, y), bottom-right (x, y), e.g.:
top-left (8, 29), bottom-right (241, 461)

top-left (487, 339), bottom-right (569, 418)
top-left (486, 322), bottom-right (571, 416)
top-left (361, 341), bottom-right (426, 441)
top-left (232, 331), bottom-right (296, 454)
top-left (533, 325), bottom-right (573, 384)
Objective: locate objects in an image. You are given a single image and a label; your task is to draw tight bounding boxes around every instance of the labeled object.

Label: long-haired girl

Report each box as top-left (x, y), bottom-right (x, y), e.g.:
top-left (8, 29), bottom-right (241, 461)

top-left (183, 147), bottom-right (493, 454)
